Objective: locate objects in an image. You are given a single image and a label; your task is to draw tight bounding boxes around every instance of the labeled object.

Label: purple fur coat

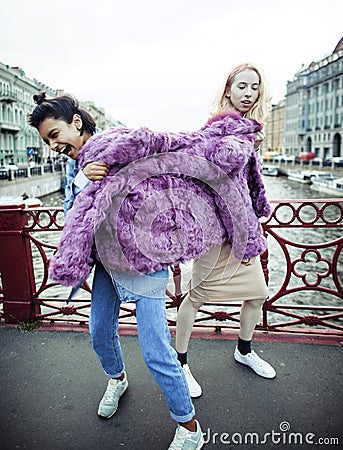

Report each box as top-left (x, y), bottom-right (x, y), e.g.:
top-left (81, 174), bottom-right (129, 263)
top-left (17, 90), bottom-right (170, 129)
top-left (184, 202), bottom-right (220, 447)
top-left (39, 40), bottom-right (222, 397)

top-left (49, 112), bottom-right (271, 286)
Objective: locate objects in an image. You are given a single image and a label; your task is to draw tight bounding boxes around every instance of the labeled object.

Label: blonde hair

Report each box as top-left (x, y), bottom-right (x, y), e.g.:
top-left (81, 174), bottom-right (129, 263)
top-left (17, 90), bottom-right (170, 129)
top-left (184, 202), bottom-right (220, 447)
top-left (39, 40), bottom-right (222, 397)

top-left (211, 63), bottom-right (271, 123)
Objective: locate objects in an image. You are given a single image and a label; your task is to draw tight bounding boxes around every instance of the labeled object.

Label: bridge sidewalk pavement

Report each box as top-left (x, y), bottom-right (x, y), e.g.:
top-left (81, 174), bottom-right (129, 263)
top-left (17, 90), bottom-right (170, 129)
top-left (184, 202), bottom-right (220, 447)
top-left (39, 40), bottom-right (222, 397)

top-left (0, 327), bottom-right (342, 450)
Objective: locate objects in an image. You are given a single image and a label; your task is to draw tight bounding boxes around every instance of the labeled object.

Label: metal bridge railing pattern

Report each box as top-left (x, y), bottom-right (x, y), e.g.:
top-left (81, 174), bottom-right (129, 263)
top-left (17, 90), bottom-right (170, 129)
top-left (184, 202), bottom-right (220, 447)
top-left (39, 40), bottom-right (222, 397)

top-left (0, 199), bottom-right (342, 337)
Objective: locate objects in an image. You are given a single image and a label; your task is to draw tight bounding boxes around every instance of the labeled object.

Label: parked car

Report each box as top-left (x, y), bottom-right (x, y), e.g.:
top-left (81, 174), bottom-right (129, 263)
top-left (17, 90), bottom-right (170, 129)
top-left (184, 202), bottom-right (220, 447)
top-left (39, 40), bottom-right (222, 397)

top-left (323, 157), bottom-right (343, 167)
top-left (0, 164), bottom-right (19, 171)
top-left (311, 157), bottom-right (323, 166)
top-left (282, 155), bottom-right (296, 163)
top-left (0, 164), bottom-right (20, 180)
top-left (270, 154), bottom-right (283, 162)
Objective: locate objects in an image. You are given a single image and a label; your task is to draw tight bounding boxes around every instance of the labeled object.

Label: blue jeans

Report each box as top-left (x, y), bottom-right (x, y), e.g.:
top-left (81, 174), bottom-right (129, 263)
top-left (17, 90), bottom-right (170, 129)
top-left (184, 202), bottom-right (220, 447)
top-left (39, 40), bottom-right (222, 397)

top-left (89, 262), bottom-right (195, 423)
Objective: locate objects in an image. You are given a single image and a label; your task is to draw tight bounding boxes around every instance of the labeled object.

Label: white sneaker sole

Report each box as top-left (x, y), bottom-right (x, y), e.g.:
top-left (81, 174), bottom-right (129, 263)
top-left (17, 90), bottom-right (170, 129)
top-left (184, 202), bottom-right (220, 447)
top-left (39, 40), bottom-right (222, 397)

top-left (97, 382), bottom-right (128, 418)
top-left (234, 351), bottom-right (276, 379)
top-left (189, 387), bottom-right (202, 399)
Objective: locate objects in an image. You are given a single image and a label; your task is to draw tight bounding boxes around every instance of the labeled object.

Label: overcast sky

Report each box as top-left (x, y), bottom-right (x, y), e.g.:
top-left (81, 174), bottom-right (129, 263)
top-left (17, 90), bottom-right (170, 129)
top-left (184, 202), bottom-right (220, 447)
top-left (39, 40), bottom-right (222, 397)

top-left (0, 0), bottom-right (342, 131)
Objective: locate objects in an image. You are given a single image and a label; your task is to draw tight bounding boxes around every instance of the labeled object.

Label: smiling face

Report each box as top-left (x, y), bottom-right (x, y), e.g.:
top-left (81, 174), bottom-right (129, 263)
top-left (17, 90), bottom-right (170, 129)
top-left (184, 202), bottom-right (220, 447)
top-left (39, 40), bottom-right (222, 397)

top-left (38, 115), bottom-right (87, 160)
top-left (227, 68), bottom-right (260, 115)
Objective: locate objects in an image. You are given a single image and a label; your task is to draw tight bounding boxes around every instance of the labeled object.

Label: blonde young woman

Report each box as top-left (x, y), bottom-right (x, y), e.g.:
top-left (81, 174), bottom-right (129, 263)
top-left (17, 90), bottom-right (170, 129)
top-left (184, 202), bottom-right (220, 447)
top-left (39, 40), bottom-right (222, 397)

top-left (175, 63), bottom-right (277, 398)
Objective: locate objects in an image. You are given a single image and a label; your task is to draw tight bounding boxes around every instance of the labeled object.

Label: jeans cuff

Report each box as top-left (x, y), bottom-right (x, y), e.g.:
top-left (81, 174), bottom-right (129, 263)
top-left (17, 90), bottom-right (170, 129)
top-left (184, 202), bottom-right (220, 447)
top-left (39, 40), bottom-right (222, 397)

top-left (104, 365), bottom-right (125, 379)
top-left (170, 404), bottom-right (195, 423)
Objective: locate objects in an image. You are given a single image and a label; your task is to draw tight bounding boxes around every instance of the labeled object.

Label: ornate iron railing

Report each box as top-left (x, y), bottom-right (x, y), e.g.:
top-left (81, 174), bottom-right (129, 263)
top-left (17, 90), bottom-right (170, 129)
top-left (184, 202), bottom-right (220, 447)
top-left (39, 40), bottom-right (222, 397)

top-left (0, 199), bottom-right (342, 337)
top-left (261, 199), bottom-right (342, 335)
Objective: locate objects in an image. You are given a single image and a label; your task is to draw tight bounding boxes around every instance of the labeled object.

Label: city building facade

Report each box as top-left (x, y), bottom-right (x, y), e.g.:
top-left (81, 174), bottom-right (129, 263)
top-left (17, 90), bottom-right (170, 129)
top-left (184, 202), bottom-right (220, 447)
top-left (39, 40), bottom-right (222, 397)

top-left (283, 37), bottom-right (343, 160)
top-left (0, 62), bottom-right (122, 167)
top-left (262, 99), bottom-right (285, 155)
top-left (0, 62), bottom-right (58, 167)
top-left (81, 100), bottom-right (125, 131)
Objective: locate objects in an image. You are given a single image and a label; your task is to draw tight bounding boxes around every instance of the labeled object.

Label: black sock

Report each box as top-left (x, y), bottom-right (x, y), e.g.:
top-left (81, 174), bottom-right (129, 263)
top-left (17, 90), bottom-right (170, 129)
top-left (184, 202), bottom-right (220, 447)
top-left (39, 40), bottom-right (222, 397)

top-left (238, 338), bottom-right (251, 355)
top-left (177, 352), bottom-right (188, 366)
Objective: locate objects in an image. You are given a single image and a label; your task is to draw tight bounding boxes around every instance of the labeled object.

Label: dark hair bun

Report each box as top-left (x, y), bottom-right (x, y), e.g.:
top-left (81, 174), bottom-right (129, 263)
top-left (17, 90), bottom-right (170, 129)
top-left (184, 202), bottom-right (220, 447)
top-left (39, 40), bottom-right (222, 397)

top-left (33, 92), bottom-right (47, 105)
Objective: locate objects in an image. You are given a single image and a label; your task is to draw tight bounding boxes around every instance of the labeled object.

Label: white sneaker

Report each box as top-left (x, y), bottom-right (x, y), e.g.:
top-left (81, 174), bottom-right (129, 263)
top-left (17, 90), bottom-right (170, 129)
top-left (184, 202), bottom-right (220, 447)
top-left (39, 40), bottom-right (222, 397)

top-left (97, 372), bottom-right (128, 418)
top-left (168, 420), bottom-right (204, 450)
top-left (182, 364), bottom-right (202, 398)
top-left (234, 347), bottom-right (276, 379)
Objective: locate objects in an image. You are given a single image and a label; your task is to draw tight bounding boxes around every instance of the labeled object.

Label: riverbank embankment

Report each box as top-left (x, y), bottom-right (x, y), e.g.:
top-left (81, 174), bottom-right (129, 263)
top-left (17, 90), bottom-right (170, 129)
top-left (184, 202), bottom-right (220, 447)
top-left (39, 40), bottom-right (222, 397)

top-left (0, 172), bottom-right (63, 200)
top-left (265, 161), bottom-right (343, 178)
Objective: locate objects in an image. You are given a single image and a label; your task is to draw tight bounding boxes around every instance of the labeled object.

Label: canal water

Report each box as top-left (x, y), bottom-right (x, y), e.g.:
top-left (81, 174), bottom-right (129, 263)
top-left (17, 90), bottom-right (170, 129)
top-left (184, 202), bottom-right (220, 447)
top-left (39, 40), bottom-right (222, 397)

top-left (41, 174), bottom-right (340, 206)
top-left (262, 176), bottom-right (342, 314)
top-left (36, 175), bottom-right (342, 325)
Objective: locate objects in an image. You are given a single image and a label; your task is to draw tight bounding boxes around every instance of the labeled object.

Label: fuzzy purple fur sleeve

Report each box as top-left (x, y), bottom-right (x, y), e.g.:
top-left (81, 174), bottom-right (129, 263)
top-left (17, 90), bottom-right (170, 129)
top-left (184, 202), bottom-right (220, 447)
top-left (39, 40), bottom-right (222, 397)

top-left (78, 113), bottom-right (261, 177)
top-left (248, 151), bottom-right (272, 218)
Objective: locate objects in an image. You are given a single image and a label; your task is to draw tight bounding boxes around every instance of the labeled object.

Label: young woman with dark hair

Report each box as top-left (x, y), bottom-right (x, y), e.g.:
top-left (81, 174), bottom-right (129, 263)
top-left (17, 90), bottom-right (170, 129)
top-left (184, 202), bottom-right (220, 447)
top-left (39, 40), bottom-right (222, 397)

top-left (29, 92), bottom-right (204, 450)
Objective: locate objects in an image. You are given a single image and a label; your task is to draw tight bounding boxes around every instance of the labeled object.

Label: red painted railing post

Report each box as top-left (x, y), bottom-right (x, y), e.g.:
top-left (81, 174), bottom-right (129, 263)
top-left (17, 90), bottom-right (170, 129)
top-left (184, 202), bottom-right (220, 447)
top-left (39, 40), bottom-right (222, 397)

top-left (260, 248), bottom-right (270, 329)
top-left (0, 203), bottom-right (39, 323)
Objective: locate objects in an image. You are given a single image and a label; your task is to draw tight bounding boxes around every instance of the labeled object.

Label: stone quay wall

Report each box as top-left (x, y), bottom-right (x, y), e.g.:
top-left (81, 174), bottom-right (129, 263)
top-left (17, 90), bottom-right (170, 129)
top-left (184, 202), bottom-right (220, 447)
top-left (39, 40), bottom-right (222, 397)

top-left (0, 172), bottom-right (63, 200)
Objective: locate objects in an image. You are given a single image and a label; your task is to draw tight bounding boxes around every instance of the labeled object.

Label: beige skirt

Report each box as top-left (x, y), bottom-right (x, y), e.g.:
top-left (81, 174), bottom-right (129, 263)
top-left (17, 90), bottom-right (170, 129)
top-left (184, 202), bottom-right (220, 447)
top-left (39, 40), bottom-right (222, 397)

top-left (188, 243), bottom-right (268, 304)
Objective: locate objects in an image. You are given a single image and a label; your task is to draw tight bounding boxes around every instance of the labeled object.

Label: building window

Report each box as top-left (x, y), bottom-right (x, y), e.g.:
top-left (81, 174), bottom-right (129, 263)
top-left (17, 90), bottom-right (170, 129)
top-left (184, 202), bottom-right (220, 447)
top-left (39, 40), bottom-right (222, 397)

top-left (335, 113), bottom-right (341, 127)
